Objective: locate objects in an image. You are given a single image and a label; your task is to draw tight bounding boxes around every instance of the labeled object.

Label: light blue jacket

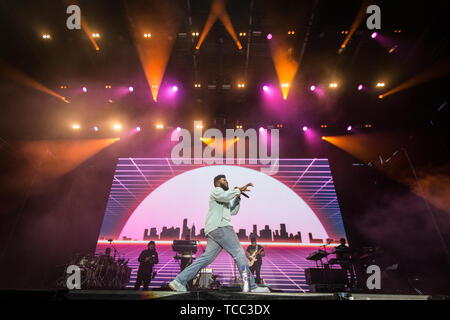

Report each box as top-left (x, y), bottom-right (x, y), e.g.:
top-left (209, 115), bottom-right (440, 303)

top-left (204, 187), bottom-right (241, 235)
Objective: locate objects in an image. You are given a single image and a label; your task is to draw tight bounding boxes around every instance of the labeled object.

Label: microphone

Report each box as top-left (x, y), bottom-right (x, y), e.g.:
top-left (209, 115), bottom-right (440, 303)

top-left (234, 186), bottom-right (250, 198)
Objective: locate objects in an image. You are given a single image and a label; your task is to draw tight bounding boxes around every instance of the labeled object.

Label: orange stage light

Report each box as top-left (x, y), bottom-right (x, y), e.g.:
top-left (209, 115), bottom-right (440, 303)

top-left (270, 42), bottom-right (298, 100)
top-left (340, 0), bottom-right (370, 49)
top-left (380, 58), bottom-right (450, 99)
top-left (196, 0), bottom-right (242, 50)
top-left (13, 138), bottom-right (119, 190)
top-left (0, 59), bottom-right (69, 103)
top-left (127, 1), bottom-right (182, 101)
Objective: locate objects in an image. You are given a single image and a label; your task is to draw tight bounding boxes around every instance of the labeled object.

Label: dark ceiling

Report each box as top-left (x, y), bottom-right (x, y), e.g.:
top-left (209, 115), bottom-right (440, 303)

top-left (0, 0), bottom-right (449, 140)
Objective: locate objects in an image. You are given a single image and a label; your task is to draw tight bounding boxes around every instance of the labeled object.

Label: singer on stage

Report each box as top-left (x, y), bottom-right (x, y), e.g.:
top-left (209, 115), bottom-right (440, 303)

top-left (169, 174), bottom-right (270, 293)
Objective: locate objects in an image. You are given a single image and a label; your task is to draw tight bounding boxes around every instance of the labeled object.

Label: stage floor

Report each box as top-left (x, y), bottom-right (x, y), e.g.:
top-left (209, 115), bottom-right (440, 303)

top-left (64, 290), bottom-right (434, 300)
top-left (95, 243), bottom-right (334, 292)
top-left (0, 290), bottom-right (436, 301)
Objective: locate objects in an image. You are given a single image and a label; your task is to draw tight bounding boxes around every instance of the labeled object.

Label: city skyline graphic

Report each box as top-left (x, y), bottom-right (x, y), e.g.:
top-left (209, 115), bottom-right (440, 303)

top-left (108, 218), bottom-right (331, 244)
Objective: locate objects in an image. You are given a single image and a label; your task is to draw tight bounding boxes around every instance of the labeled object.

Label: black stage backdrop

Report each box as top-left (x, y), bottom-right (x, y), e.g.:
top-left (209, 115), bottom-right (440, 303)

top-left (0, 129), bottom-right (449, 294)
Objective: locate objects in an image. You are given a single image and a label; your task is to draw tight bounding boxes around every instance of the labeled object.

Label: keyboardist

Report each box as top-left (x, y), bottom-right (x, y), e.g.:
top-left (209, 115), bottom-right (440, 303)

top-left (333, 238), bottom-right (355, 289)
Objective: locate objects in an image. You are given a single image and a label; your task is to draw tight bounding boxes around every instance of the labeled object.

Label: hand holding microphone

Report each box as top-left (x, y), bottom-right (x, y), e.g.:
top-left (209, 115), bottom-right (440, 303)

top-left (238, 183), bottom-right (253, 198)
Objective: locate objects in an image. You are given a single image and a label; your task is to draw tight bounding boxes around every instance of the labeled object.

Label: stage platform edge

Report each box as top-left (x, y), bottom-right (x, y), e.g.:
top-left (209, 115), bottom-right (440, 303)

top-left (1, 289), bottom-right (445, 300)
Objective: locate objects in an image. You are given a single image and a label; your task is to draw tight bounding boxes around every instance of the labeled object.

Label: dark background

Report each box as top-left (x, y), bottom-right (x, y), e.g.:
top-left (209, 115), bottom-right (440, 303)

top-left (0, 0), bottom-right (449, 293)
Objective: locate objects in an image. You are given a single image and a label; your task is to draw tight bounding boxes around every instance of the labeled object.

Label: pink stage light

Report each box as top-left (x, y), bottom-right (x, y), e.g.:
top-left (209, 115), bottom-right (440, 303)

top-left (302, 126), bottom-right (308, 132)
top-left (172, 86), bottom-right (178, 92)
top-left (176, 127), bottom-right (181, 132)
top-left (129, 86), bottom-right (134, 92)
top-left (310, 85), bottom-right (316, 92)
top-left (259, 127), bottom-right (265, 132)
top-left (136, 126), bottom-right (141, 132)
top-left (371, 32), bottom-right (378, 39)
top-left (263, 85), bottom-right (269, 92)
top-left (93, 126), bottom-right (98, 132)
top-left (82, 86), bottom-right (87, 92)
top-left (358, 84), bottom-right (364, 91)
top-left (347, 125), bottom-right (352, 132)
top-left (267, 33), bottom-right (272, 40)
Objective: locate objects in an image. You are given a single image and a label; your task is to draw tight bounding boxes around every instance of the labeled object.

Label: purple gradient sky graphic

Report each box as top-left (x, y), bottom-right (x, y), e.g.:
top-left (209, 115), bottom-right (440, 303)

top-left (119, 165), bottom-right (329, 241)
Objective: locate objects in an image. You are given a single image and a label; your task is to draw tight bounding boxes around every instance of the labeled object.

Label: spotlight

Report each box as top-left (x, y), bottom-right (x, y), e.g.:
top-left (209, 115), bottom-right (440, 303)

top-left (136, 126), bottom-right (141, 132)
top-left (144, 33), bottom-right (152, 38)
top-left (320, 124), bottom-right (327, 128)
top-left (128, 86), bottom-right (134, 92)
top-left (302, 126), bottom-right (308, 132)
top-left (262, 85), bottom-right (269, 92)
top-left (176, 127), bottom-right (181, 132)
top-left (194, 83), bottom-right (201, 88)
top-left (347, 125), bottom-right (352, 132)
top-left (376, 82), bottom-right (385, 87)
top-left (105, 85), bottom-right (112, 89)
top-left (281, 83), bottom-right (289, 88)
top-left (310, 85), bottom-right (316, 92)
top-left (196, 124), bottom-right (203, 129)
top-left (259, 127), bottom-right (264, 132)
top-left (151, 84), bottom-right (158, 89)
top-left (72, 124), bottom-right (81, 130)
top-left (92, 33), bottom-right (100, 38)
top-left (358, 84), bottom-right (364, 91)
top-left (113, 123), bottom-right (122, 130)
top-left (237, 83), bottom-right (245, 88)
top-left (321, 136), bottom-right (326, 140)
top-left (42, 34), bottom-right (51, 39)
top-left (156, 123), bottom-right (164, 129)
top-left (371, 32), bottom-right (378, 39)
top-left (171, 86), bottom-right (178, 92)
top-left (378, 95), bottom-right (384, 99)
top-left (388, 45), bottom-right (398, 53)
top-left (93, 126), bottom-right (98, 132)
top-left (82, 86), bottom-right (87, 92)
top-left (329, 83), bottom-right (338, 88)
top-left (267, 33), bottom-right (272, 40)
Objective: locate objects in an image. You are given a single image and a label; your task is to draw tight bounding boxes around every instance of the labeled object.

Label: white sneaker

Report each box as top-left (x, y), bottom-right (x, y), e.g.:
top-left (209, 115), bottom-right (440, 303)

top-left (252, 286), bottom-right (270, 293)
top-left (242, 270), bottom-right (250, 293)
top-left (169, 279), bottom-right (187, 292)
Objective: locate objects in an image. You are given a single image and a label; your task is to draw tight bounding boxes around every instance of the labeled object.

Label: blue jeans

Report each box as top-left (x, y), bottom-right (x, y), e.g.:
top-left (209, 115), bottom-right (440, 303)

top-left (174, 226), bottom-right (257, 290)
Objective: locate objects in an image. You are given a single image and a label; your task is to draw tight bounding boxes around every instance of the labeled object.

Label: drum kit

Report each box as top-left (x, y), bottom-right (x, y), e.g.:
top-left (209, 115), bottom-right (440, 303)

top-left (57, 246), bottom-right (131, 290)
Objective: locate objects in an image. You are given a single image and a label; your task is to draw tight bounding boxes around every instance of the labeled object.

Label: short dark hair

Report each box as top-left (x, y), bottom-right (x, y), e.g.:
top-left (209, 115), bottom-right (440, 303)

top-left (214, 174), bottom-right (226, 186)
top-left (340, 238), bottom-right (346, 244)
top-left (250, 236), bottom-right (256, 242)
top-left (148, 241), bottom-right (155, 246)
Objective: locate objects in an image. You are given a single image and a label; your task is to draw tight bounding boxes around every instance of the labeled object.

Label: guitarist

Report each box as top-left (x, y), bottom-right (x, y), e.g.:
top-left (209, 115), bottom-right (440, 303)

top-left (246, 236), bottom-right (265, 284)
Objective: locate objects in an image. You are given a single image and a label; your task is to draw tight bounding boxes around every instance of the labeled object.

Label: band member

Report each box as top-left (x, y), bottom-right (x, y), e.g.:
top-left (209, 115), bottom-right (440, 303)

top-left (169, 174), bottom-right (270, 293)
top-left (334, 238), bottom-right (355, 289)
top-left (246, 237), bottom-right (265, 284)
top-left (99, 247), bottom-right (114, 264)
top-left (134, 241), bottom-right (159, 290)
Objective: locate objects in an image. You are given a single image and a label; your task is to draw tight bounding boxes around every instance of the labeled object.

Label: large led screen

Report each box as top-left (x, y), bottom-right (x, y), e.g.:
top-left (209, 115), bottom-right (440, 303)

top-left (95, 158), bottom-right (347, 291)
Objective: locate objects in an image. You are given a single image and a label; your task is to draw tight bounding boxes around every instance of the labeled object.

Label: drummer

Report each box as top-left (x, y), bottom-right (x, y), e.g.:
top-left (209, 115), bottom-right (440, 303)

top-left (99, 247), bottom-right (114, 265)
